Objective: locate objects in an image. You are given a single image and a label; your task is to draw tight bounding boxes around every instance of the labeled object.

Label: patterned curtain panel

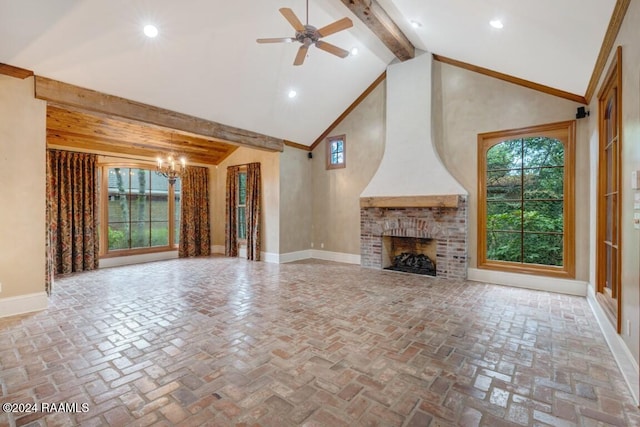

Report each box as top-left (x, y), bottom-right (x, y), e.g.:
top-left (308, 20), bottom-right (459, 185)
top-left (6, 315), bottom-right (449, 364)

top-left (246, 162), bottom-right (261, 261)
top-left (46, 150), bottom-right (99, 280)
top-left (45, 157), bottom-right (54, 295)
top-left (179, 166), bottom-right (211, 257)
top-left (225, 166), bottom-right (240, 257)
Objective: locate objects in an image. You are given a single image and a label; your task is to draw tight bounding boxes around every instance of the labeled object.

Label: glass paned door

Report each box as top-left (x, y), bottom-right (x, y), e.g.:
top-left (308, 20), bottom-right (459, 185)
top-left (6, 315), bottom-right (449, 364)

top-left (597, 47), bottom-right (622, 332)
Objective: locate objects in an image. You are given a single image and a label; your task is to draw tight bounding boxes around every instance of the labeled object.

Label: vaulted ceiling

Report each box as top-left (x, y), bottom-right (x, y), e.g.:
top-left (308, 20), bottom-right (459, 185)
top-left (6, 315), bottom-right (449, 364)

top-left (0, 0), bottom-right (617, 148)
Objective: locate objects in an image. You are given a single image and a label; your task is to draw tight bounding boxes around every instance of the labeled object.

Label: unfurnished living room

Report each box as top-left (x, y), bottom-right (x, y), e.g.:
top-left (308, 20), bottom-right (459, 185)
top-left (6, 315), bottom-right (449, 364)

top-left (1, 0), bottom-right (640, 426)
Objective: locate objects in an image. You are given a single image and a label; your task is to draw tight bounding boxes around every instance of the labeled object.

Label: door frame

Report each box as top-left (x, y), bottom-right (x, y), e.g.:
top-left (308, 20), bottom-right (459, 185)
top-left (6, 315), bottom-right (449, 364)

top-left (596, 46), bottom-right (623, 332)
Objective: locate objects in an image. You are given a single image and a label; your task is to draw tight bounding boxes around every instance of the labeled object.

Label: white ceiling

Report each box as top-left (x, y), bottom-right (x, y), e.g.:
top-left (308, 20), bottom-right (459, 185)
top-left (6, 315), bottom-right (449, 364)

top-left (0, 0), bottom-right (615, 146)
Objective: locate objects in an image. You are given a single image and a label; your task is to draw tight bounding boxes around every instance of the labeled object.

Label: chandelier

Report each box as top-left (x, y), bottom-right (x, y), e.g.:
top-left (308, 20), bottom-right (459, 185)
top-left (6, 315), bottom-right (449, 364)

top-left (156, 155), bottom-right (186, 185)
top-left (156, 154), bottom-right (187, 185)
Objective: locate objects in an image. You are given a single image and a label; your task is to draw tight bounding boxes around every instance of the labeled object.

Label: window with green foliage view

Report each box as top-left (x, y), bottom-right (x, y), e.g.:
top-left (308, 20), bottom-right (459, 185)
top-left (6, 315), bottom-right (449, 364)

top-left (237, 171), bottom-right (247, 240)
top-left (478, 121), bottom-right (575, 277)
top-left (105, 167), bottom-right (181, 253)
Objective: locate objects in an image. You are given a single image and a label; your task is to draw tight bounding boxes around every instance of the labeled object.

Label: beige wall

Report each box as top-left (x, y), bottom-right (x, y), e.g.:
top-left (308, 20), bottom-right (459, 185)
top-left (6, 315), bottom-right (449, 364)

top-left (279, 146), bottom-right (312, 254)
top-left (311, 64), bottom-right (586, 271)
top-left (586, 0), bottom-right (640, 362)
top-left (0, 76), bottom-right (47, 299)
top-left (212, 145), bottom-right (311, 257)
top-left (432, 62), bottom-right (588, 278)
top-left (311, 82), bottom-right (386, 255)
top-left (212, 147), bottom-right (280, 255)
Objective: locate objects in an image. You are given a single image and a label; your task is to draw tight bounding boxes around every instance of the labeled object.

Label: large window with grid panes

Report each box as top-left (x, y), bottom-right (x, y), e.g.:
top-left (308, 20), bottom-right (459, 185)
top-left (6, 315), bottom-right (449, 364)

top-left (100, 164), bottom-right (180, 256)
top-left (477, 121), bottom-right (575, 278)
top-left (237, 169), bottom-right (247, 241)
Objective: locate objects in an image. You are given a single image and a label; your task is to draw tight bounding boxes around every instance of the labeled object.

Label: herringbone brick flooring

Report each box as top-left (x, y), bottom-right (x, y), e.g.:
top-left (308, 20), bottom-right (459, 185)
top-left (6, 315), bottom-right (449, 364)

top-left (1, 257), bottom-right (638, 426)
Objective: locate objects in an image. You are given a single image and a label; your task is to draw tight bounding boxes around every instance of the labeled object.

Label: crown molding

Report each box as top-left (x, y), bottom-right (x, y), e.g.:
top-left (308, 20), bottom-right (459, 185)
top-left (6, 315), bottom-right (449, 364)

top-left (433, 55), bottom-right (587, 104)
top-left (584, 0), bottom-right (630, 103)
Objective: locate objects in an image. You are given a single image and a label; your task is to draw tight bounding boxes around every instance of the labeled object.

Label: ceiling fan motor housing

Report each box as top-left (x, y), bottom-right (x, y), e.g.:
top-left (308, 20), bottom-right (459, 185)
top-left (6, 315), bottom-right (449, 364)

top-left (296, 25), bottom-right (320, 44)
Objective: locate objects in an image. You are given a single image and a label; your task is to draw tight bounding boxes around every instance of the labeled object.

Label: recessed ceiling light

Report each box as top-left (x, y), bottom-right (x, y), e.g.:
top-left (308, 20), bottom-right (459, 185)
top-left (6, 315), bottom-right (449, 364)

top-left (489, 19), bottom-right (503, 29)
top-left (350, 47), bottom-right (359, 56)
top-left (288, 90), bottom-right (297, 98)
top-left (143, 24), bottom-right (158, 38)
top-left (410, 20), bottom-right (422, 28)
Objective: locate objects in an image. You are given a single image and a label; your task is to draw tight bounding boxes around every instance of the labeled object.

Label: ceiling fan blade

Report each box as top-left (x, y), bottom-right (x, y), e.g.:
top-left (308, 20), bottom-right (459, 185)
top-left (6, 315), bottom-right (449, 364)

top-left (256, 37), bottom-right (295, 44)
top-left (293, 45), bottom-right (309, 65)
top-left (294, 45), bottom-right (309, 66)
top-left (317, 17), bottom-right (353, 38)
top-left (315, 40), bottom-right (350, 58)
top-left (279, 8), bottom-right (305, 32)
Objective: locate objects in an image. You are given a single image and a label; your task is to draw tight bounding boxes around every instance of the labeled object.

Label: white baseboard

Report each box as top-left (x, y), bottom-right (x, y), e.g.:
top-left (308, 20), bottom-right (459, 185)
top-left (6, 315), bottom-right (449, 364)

top-left (99, 251), bottom-right (179, 268)
top-left (467, 268), bottom-right (587, 296)
top-left (311, 249), bottom-right (361, 265)
top-left (212, 245), bottom-right (225, 254)
top-left (261, 252), bottom-right (279, 263)
top-left (0, 292), bottom-right (48, 319)
top-left (587, 285), bottom-right (639, 405)
top-left (279, 250), bottom-right (312, 263)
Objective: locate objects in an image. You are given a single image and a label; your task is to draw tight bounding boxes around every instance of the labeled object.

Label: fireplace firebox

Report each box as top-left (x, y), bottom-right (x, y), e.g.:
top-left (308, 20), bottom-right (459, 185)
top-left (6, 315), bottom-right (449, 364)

top-left (383, 236), bottom-right (436, 276)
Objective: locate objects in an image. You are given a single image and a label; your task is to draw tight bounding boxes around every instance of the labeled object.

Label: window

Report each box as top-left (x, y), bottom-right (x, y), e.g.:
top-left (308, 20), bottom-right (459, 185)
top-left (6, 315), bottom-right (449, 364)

top-left (478, 121), bottom-right (575, 277)
top-left (237, 170), bottom-right (247, 240)
top-left (326, 135), bottom-right (346, 169)
top-left (101, 165), bottom-right (180, 255)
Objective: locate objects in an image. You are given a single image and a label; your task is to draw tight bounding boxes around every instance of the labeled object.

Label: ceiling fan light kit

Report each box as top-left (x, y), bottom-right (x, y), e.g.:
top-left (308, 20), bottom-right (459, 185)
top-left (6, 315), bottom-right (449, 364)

top-left (257, 0), bottom-right (353, 66)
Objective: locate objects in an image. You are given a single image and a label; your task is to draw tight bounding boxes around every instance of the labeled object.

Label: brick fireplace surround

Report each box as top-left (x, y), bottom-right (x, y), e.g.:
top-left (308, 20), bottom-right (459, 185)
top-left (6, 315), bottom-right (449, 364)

top-left (360, 195), bottom-right (468, 279)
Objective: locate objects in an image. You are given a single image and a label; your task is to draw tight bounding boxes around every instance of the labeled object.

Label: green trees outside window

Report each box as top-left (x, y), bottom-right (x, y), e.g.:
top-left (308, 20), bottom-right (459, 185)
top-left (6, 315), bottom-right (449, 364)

top-left (478, 121), bottom-right (575, 278)
top-left (237, 171), bottom-right (247, 240)
top-left (485, 137), bottom-right (564, 265)
top-left (106, 167), bottom-right (181, 252)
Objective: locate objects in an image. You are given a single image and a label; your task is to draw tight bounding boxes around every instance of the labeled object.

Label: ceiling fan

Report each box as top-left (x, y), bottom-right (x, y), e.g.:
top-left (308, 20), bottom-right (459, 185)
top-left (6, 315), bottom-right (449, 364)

top-left (257, 0), bottom-right (353, 66)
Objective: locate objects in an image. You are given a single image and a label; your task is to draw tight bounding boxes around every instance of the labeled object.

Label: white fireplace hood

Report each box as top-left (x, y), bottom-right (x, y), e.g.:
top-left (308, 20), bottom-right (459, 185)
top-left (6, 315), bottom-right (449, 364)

top-left (361, 52), bottom-right (467, 198)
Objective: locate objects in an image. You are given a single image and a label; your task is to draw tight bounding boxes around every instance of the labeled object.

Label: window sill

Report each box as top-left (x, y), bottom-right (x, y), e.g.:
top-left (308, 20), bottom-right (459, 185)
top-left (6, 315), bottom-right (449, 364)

top-left (100, 246), bottom-right (178, 259)
top-left (99, 249), bottom-right (179, 269)
top-left (478, 260), bottom-right (575, 279)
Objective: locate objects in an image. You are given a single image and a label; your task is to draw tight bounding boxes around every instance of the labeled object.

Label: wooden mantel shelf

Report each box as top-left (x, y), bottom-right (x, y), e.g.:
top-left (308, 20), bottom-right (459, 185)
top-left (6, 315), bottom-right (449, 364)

top-left (360, 195), bottom-right (460, 209)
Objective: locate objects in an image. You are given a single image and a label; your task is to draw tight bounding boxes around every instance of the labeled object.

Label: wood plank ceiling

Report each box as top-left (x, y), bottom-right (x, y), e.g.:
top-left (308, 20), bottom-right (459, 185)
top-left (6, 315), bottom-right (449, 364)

top-left (46, 105), bottom-right (239, 166)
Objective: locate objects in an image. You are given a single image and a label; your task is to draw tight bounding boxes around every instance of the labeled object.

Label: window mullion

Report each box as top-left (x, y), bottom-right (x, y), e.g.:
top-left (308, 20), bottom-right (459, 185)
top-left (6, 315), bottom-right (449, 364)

top-left (128, 170), bottom-right (132, 249)
top-left (520, 139), bottom-right (525, 264)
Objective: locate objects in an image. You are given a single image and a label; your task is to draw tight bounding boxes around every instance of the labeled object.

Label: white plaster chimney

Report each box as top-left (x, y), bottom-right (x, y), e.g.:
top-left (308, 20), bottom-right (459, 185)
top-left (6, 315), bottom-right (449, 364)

top-left (361, 52), bottom-right (467, 197)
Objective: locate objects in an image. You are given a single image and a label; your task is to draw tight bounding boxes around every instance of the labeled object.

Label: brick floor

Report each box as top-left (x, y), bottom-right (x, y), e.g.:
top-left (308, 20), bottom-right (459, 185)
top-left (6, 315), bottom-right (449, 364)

top-left (1, 257), bottom-right (639, 426)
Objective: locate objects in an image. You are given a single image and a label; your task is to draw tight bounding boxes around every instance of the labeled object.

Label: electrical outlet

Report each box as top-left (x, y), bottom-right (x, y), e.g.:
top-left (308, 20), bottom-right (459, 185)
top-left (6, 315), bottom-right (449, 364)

top-left (0, 282), bottom-right (2, 293)
top-left (310, 242), bottom-right (314, 248)
top-left (627, 320), bottom-right (631, 336)
top-left (320, 243), bottom-right (324, 249)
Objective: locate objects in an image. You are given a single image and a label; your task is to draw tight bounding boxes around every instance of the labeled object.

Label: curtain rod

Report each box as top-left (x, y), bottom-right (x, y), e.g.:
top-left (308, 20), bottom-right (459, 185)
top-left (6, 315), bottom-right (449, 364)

top-left (48, 147), bottom-right (156, 164)
top-left (228, 162), bottom-right (260, 168)
top-left (48, 147), bottom-right (209, 168)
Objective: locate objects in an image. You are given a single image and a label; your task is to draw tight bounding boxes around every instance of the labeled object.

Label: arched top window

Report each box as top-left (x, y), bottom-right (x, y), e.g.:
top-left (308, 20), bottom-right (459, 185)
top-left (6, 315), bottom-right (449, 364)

top-left (478, 121), bottom-right (575, 277)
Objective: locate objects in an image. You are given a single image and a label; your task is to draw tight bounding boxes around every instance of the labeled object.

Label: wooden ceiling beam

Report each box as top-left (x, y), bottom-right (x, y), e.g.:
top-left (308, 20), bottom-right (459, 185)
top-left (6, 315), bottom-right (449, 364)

top-left (46, 105), bottom-right (239, 165)
top-left (340, 0), bottom-right (415, 61)
top-left (35, 76), bottom-right (284, 152)
top-left (47, 131), bottom-right (236, 165)
top-left (0, 63), bottom-right (34, 79)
